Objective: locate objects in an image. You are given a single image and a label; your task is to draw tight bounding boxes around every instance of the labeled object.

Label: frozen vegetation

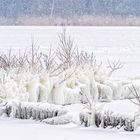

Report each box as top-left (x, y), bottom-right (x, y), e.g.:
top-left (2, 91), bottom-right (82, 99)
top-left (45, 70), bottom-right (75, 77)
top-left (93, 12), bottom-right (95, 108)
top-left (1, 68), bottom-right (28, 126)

top-left (0, 28), bottom-right (140, 140)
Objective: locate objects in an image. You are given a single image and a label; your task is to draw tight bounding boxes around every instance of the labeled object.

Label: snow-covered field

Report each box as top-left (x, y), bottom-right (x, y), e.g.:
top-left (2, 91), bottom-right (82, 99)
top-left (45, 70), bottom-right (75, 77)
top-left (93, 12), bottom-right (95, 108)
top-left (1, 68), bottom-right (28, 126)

top-left (0, 101), bottom-right (140, 140)
top-left (0, 118), bottom-right (140, 140)
top-left (0, 26), bottom-right (140, 140)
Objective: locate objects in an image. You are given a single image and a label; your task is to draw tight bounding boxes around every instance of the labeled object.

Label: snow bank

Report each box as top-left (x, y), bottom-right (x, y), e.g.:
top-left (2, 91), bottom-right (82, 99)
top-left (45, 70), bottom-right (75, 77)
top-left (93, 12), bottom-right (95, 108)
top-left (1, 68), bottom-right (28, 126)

top-left (43, 115), bottom-right (72, 125)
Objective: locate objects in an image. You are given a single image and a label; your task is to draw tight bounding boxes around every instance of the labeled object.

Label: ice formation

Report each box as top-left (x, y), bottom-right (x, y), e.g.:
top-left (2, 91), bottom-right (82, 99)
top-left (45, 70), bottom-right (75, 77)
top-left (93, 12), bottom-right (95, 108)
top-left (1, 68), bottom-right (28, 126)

top-left (0, 64), bottom-right (140, 105)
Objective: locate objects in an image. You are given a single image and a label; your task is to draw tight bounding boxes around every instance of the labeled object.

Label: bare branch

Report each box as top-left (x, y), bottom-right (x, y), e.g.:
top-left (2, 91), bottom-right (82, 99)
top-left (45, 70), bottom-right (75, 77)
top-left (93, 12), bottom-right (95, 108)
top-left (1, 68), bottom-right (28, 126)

top-left (74, 50), bottom-right (96, 67)
top-left (58, 69), bottom-right (76, 85)
top-left (56, 28), bottom-right (76, 69)
top-left (42, 47), bottom-right (56, 72)
top-left (128, 84), bottom-right (140, 107)
top-left (107, 59), bottom-right (123, 77)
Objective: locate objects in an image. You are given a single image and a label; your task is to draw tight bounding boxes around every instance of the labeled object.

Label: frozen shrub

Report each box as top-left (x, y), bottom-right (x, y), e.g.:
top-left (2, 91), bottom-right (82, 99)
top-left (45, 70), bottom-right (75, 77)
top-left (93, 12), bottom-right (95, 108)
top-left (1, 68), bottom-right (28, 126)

top-left (0, 101), bottom-right (12, 117)
top-left (11, 101), bottom-right (68, 121)
top-left (79, 110), bottom-right (135, 131)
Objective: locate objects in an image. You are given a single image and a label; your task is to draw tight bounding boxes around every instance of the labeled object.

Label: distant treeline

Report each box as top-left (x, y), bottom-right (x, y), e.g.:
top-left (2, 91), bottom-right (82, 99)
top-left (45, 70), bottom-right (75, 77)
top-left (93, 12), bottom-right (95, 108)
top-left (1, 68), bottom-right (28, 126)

top-left (0, 0), bottom-right (140, 25)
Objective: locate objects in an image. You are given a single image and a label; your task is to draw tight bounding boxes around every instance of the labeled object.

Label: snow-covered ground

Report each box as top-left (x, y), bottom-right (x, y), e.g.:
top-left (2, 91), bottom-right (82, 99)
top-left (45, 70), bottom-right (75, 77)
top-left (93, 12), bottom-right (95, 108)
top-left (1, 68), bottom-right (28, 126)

top-left (0, 26), bottom-right (140, 140)
top-left (0, 100), bottom-right (140, 140)
top-left (0, 118), bottom-right (140, 140)
top-left (1, 100), bottom-right (140, 140)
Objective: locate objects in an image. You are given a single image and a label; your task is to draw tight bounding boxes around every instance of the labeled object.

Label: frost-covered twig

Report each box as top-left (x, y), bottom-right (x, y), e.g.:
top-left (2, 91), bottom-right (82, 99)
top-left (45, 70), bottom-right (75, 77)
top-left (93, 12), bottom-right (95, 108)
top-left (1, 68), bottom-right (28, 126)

top-left (56, 28), bottom-right (76, 69)
top-left (74, 49), bottom-right (96, 67)
top-left (107, 59), bottom-right (123, 77)
top-left (42, 47), bottom-right (56, 72)
top-left (128, 84), bottom-right (140, 107)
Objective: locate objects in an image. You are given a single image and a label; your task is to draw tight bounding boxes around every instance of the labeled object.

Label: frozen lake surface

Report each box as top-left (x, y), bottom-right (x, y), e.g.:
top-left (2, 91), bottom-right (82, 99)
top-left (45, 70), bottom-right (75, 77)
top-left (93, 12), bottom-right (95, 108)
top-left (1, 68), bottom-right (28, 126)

top-left (0, 26), bottom-right (140, 78)
top-left (0, 26), bottom-right (140, 50)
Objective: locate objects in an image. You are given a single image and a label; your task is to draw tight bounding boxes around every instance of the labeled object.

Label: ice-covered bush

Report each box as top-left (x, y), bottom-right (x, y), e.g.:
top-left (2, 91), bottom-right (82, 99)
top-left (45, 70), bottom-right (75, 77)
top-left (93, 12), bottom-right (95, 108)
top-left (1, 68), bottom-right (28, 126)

top-left (11, 101), bottom-right (67, 120)
top-left (127, 84), bottom-right (140, 130)
top-left (80, 108), bottom-right (96, 127)
top-left (0, 100), bottom-right (71, 125)
top-left (0, 29), bottom-right (126, 105)
top-left (0, 100), bottom-right (12, 117)
top-left (80, 109), bottom-right (135, 131)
